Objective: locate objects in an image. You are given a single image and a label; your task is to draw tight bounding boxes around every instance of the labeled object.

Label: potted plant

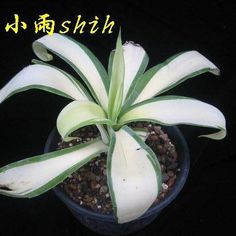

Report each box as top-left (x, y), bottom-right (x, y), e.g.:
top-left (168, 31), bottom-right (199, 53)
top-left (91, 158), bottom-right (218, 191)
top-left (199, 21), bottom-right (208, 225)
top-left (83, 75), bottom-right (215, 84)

top-left (0, 32), bottom-right (226, 235)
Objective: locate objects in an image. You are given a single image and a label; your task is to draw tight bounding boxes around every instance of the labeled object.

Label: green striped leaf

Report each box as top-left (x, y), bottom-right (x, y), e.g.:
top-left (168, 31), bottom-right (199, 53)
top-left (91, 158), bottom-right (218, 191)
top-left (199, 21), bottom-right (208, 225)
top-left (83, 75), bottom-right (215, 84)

top-left (125, 51), bottom-right (220, 106)
top-left (107, 126), bottom-right (161, 223)
top-left (32, 33), bottom-right (109, 110)
top-left (0, 138), bottom-right (107, 198)
top-left (119, 96), bottom-right (226, 140)
top-left (0, 64), bottom-right (88, 103)
top-left (57, 100), bottom-right (113, 141)
top-left (108, 49), bottom-right (115, 80)
top-left (108, 31), bottom-right (125, 121)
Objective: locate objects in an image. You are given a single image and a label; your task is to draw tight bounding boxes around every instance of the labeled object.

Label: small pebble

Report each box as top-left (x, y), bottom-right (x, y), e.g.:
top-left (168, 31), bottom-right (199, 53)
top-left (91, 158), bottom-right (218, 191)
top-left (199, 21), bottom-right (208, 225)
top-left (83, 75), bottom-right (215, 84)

top-left (154, 126), bottom-right (161, 133)
top-left (161, 164), bottom-right (166, 172)
top-left (167, 162), bottom-right (178, 170)
top-left (97, 205), bottom-right (102, 209)
top-left (160, 134), bottom-right (169, 141)
top-left (162, 173), bottom-right (169, 182)
top-left (100, 186), bottom-right (108, 193)
top-left (95, 184), bottom-right (101, 189)
top-left (157, 145), bottom-right (165, 154)
top-left (167, 177), bottom-right (176, 187)
top-left (160, 193), bottom-right (165, 198)
top-left (69, 143), bottom-right (73, 147)
top-left (90, 180), bottom-right (97, 189)
top-left (84, 195), bottom-right (93, 202)
top-left (95, 176), bottom-right (101, 181)
top-left (150, 135), bottom-right (158, 141)
top-left (162, 183), bottom-right (169, 190)
top-left (167, 170), bottom-right (175, 177)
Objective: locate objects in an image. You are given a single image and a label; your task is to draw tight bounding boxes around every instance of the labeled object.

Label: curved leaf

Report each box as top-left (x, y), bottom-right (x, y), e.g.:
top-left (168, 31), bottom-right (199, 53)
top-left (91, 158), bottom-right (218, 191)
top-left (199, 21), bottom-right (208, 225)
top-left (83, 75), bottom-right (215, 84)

top-left (0, 64), bottom-right (88, 103)
top-left (0, 138), bottom-right (107, 198)
top-left (119, 96), bottom-right (226, 140)
top-left (57, 100), bottom-right (113, 141)
top-left (32, 33), bottom-right (109, 110)
top-left (96, 124), bottom-right (109, 145)
top-left (122, 41), bottom-right (149, 103)
top-left (107, 126), bottom-right (161, 223)
top-left (126, 51), bottom-right (220, 106)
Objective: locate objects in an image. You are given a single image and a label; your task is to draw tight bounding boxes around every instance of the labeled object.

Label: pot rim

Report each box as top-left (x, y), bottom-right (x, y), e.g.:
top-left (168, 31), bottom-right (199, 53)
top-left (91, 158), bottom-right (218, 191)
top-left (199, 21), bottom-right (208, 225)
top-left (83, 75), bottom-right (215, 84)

top-left (45, 125), bottom-right (190, 222)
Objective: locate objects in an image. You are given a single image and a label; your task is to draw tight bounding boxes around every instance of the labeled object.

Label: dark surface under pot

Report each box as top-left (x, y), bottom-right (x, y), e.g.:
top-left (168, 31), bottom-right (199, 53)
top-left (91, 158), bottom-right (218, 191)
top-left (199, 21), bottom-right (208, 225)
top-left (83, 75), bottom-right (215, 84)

top-left (44, 126), bottom-right (190, 235)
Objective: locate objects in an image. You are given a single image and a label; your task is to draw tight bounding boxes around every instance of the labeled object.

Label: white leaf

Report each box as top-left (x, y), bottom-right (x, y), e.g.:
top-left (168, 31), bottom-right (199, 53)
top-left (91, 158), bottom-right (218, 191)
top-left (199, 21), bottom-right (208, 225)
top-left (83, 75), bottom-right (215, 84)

top-left (0, 64), bottom-right (88, 103)
top-left (107, 126), bottom-right (161, 223)
top-left (119, 96), bottom-right (226, 140)
top-left (57, 100), bottom-right (113, 141)
top-left (122, 42), bottom-right (148, 102)
top-left (0, 139), bottom-right (107, 198)
top-left (129, 51), bottom-right (220, 105)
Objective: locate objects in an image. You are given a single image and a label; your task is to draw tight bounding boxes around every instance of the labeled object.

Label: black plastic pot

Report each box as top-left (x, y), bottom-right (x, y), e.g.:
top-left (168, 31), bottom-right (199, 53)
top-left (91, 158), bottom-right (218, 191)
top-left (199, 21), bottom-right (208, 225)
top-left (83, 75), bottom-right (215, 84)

top-left (44, 126), bottom-right (190, 235)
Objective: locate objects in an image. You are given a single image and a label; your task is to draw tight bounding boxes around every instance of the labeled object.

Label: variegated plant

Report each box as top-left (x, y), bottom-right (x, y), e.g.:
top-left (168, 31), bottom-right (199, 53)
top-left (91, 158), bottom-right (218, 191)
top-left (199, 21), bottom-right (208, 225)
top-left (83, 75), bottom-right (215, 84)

top-left (0, 32), bottom-right (226, 223)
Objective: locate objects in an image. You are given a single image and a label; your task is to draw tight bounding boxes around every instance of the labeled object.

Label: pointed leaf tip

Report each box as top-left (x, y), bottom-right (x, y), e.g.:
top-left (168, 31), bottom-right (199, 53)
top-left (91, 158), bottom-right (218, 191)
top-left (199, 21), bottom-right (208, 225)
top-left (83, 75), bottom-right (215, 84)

top-left (108, 31), bottom-right (125, 121)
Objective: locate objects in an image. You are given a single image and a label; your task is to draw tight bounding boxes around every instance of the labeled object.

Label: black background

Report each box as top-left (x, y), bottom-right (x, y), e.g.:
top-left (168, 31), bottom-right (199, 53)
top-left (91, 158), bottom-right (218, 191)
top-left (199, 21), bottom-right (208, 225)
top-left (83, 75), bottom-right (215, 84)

top-left (0, 1), bottom-right (235, 235)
